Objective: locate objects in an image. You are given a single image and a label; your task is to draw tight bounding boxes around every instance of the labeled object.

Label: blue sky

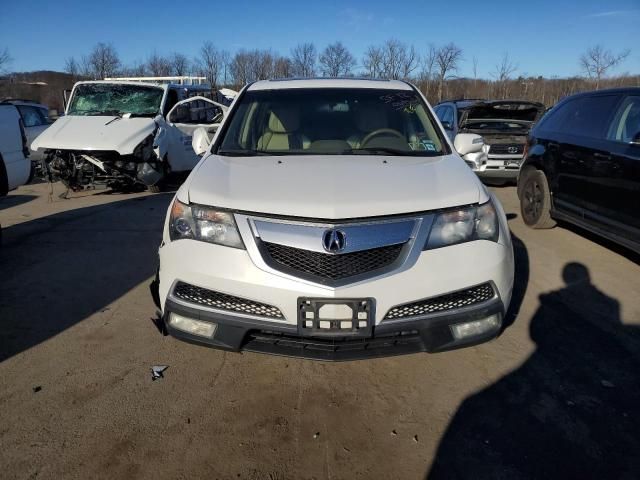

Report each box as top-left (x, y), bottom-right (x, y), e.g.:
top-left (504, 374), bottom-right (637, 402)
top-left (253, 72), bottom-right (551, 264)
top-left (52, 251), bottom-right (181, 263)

top-left (1, 0), bottom-right (638, 78)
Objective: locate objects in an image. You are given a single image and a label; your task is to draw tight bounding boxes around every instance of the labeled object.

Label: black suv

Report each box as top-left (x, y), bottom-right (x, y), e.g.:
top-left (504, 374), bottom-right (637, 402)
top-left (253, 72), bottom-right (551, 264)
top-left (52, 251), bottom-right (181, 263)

top-left (518, 88), bottom-right (640, 253)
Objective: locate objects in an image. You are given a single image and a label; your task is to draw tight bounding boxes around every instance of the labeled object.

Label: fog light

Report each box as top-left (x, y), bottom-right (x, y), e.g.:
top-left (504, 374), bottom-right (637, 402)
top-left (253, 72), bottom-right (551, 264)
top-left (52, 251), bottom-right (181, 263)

top-left (450, 314), bottom-right (500, 340)
top-left (169, 313), bottom-right (216, 338)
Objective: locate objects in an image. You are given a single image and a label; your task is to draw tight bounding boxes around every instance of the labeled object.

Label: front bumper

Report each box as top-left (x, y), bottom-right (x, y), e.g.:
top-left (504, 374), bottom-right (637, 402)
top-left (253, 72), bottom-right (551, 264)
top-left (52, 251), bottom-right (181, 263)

top-left (162, 291), bottom-right (504, 361)
top-left (158, 231), bottom-right (514, 360)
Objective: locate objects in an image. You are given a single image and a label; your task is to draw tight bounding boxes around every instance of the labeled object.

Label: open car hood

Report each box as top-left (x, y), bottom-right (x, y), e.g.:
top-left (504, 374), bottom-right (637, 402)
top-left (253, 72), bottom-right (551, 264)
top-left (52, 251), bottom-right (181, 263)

top-left (31, 115), bottom-right (157, 154)
top-left (461, 101), bottom-right (545, 124)
top-left (187, 154), bottom-right (486, 219)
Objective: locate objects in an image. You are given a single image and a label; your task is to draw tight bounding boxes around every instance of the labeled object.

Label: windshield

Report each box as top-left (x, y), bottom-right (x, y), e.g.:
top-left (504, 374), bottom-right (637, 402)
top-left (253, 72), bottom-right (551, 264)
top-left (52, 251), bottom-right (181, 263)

top-left (67, 83), bottom-right (164, 116)
top-left (217, 88), bottom-right (446, 156)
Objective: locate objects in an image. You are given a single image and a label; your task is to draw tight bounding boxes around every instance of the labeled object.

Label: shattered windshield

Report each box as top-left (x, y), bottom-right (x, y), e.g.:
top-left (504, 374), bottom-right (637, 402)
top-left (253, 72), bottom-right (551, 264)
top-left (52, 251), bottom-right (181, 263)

top-left (67, 83), bottom-right (164, 116)
top-left (217, 88), bottom-right (447, 157)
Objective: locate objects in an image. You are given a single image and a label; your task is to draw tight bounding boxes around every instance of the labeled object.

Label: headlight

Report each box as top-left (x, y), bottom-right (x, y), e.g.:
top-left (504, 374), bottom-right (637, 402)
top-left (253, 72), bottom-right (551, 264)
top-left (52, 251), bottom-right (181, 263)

top-left (425, 201), bottom-right (499, 250)
top-left (169, 198), bottom-right (244, 249)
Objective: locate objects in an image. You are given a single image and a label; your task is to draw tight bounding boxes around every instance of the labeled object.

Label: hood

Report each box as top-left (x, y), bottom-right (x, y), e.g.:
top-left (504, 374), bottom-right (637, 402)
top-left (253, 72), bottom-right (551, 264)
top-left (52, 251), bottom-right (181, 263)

top-left (31, 115), bottom-right (157, 154)
top-left (462, 101), bottom-right (545, 124)
top-left (187, 154), bottom-right (484, 219)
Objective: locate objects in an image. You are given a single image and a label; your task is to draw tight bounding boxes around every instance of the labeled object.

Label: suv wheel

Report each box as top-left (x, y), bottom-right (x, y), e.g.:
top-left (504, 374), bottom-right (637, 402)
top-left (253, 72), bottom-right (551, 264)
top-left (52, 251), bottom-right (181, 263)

top-left (520, 168), bottom-right (556, 229)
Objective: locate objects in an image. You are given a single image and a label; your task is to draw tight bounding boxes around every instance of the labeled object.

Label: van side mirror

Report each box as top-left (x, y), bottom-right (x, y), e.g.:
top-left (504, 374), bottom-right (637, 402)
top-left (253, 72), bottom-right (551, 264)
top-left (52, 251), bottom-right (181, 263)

top-left (192, 127), bottom-right (211, 156)
top-left (454, 133), bottom-right (484, 156)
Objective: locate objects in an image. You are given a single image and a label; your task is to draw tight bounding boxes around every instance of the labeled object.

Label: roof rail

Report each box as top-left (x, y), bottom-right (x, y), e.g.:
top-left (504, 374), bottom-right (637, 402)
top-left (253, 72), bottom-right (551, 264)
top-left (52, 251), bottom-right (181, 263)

top-left (267, 77), bottom-right (392, 82)
top-left (0, 98), bottom-right (41, 104)
top-left (104, 76), bottom-right (209, 86)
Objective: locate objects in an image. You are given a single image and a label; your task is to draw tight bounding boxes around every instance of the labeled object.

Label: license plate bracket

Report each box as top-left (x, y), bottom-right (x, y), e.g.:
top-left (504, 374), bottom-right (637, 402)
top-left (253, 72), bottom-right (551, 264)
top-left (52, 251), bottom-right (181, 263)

top-left (298, 297), bottom-right (374, 337)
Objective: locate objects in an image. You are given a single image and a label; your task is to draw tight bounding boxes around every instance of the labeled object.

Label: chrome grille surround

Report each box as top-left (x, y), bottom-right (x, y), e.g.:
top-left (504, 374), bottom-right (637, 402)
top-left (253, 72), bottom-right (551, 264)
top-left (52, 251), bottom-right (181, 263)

top-left (235, 213), bottom-right (435, 288)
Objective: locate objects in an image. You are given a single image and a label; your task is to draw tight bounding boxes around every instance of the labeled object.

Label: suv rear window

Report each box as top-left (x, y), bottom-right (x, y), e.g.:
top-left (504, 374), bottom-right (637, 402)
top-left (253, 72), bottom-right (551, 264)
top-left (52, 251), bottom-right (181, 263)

top-left (218, 88), bottom-right (446, 156)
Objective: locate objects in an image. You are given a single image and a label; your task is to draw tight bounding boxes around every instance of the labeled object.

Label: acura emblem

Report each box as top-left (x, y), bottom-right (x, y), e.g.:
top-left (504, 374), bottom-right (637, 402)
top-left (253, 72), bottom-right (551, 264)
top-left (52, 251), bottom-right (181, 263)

top-left (322, 229), bottom-right (347, 253)
top-left (507, 146), bottom-right (519, 154)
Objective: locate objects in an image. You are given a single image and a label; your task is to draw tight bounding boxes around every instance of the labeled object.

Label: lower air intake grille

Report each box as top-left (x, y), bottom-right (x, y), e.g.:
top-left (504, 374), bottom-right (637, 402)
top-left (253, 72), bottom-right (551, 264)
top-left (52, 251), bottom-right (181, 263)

top-left (173, 282), bottom-right (284, 319)
top-left (384, 283), bottom-right (495, 320)
top-left (262, 242), bottom-right (404, 282)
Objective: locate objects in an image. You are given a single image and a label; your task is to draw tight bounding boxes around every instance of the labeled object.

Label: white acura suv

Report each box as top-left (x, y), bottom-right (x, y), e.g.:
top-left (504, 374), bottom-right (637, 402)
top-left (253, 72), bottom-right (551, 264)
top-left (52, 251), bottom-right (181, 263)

top-left (155, 78), bottom-right (515, 360)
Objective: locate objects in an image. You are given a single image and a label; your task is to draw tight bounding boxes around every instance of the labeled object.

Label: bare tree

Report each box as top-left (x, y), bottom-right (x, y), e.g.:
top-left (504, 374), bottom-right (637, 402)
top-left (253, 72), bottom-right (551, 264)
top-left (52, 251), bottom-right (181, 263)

top-left (199, 41), bottom-right (225, 88)
top-left (273, 56), bottom-right (293, 78)
top-left (362, 45), bottom-right (383, 78)
top-left (435, 43), bottom-right (463, 102)
top-left (420, 44), bottom-right (437, 97)
top-left (492, 52), bottom-right (518, 98)
top-left (146, 51), bottom-right (172, 77)
top-left (0, 47), bottom-right (11, 73)
top-left (580, 45), bottom-right (631, 89)
top-left (230, 50), bottom-right (254, 86)
top-left (88, 42), bottom-right (120, 79)
top-left (319, 42), bottom-right (355, 77)
top-left (64, 57), bottom-right (79, 77)
top-left (121, 61), bottom-right (147, 77)
top-left (291, 43), bottom-right (317, 77)
top-left (170, 53), bottom-right (190, 76)
top-left (379, 39), bottom-right (419, 80)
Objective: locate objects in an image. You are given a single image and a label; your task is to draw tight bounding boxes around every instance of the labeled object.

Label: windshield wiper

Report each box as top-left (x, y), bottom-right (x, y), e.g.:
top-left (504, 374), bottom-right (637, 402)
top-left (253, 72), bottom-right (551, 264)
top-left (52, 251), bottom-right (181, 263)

top-left (217, 149), bottom-right (276, 156)
top-left (350, 147), bottom-right (432, 156)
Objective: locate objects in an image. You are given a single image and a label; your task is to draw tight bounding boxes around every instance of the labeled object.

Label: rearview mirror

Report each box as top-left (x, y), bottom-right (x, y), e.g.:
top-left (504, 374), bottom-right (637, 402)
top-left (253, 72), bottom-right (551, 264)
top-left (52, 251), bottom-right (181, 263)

top-left (441, 121), bottom-right (452, 130)
top-left (192, 127), bottom-right (211, 156)
top-left (454, 133), bottom-right (484, 156)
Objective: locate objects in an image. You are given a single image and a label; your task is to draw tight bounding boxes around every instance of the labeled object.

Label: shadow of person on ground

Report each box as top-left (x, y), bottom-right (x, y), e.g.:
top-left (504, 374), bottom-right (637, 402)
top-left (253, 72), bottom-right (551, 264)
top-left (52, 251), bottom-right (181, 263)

top-left (0, 193), bottom-right (172, 363)
top-left (427, 262), bottom-right (640, 480)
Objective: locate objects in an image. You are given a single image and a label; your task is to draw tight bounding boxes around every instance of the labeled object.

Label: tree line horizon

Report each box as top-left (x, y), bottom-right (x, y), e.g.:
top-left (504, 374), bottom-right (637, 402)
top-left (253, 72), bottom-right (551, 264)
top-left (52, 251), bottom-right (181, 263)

top-left (1, 41), bottom-right (636, 107)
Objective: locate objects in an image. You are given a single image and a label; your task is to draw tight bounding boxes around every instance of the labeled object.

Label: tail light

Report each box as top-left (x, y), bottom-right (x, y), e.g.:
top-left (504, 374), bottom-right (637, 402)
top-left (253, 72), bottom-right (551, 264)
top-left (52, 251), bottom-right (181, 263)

top-left (18, 118), bottom-right (29, 157)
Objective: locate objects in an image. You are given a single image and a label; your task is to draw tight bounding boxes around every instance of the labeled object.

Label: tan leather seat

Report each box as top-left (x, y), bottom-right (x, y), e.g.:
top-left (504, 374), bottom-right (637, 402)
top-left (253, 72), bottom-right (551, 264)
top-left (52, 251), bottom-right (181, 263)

top-left (347, 105), bottom-right (390, 149)
top-left (257, 107), bottom-right (309, 151)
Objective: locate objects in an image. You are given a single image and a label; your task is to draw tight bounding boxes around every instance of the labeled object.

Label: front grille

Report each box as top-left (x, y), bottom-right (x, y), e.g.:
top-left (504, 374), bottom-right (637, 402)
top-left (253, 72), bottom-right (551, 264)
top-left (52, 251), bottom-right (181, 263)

top-left (262, 242), bottom-right (404, 282)
top-left (384, 283), bottom-right (495, 320)
top-left (489, 144), bottom-right (524, 155)
top-left (173, 282), bottom-right (284, 319)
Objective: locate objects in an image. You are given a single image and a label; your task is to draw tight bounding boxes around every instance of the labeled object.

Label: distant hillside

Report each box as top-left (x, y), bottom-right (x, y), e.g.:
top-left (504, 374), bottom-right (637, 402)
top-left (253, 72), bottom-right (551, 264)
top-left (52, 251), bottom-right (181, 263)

top-left (0, 71), bottom-right (81, 112)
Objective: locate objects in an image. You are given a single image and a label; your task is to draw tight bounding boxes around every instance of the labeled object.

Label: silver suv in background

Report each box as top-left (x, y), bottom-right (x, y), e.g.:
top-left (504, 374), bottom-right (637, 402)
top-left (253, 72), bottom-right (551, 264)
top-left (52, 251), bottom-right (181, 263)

top-left (435, 99), bottom-right (545, 183)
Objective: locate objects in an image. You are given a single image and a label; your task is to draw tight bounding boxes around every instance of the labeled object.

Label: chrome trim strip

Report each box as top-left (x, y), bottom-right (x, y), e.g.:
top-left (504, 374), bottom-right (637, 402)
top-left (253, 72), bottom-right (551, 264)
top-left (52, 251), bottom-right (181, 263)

top-left (252, 217), bottom-right (416, 254)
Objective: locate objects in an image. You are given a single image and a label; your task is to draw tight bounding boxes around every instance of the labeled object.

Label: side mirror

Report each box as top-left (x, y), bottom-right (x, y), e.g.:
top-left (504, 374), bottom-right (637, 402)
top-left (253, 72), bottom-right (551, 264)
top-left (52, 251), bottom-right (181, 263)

top-left (454, 133), bottom-right (484, 156)
top-left (192, 127), bottom-right (211, 156)
top-left (441, 121), bottom-right (452, 131)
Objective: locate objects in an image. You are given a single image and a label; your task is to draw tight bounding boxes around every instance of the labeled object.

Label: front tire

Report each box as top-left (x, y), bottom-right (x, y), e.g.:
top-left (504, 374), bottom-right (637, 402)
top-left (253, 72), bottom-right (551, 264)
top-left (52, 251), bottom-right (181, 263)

top-left (519, 168), bottom-right (556, 229)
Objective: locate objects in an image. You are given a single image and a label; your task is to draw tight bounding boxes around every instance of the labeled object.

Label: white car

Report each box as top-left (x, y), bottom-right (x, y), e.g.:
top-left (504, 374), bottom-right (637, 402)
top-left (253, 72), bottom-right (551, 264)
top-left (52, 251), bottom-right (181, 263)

top-left (32, 80), bottom-right (228, 192)
top-left (0, 103), bottom-right (31, 196)
top-left (155, 78), bottom-right (515, 360)
top-left (1, 99), bottom-right (52, 162)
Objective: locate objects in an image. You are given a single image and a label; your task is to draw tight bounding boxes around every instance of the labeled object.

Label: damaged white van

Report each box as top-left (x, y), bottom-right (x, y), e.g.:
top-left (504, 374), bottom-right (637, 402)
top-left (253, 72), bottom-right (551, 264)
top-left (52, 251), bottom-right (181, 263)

top-left (155, 78), bottom-right (515, 361)
top-left (32, 80), bottom-right (228, 192)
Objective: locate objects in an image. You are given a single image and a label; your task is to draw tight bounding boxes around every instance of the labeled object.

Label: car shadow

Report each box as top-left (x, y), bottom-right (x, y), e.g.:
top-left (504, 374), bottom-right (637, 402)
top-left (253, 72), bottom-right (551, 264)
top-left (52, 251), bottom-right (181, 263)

top-left (503, 214), bottom-right (529, 331)
top-left (557, 220), bottom-right (640, 265)
top-left (426, 262), bottom-right (640, 479)
top-left (0, 193), bottom-right (172, 363)
top-left (0, 194), bottom-right (38, 211)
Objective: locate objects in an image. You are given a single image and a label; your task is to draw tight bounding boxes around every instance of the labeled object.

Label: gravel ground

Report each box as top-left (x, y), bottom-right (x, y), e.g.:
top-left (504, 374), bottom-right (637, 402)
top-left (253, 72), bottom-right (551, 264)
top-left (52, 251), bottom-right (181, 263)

top-left (1, 181), bottom-right (639, 480)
